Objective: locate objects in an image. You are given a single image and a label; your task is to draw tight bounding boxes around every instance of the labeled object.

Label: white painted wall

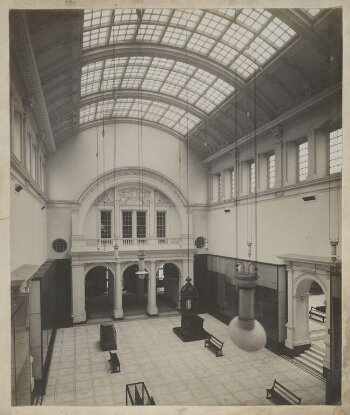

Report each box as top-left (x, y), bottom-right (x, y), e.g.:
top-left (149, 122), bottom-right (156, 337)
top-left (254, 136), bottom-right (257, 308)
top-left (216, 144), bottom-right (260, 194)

top-left (46, 123), bottom-right (207, 203)
top-left (207, 102), bottom-right (342, 264)
top-left (10, 178), bottom-right (47, 271)
top-left (208, 187), bottom-right (342, 263)
top-left (46, 205), bottom-right (71, 259)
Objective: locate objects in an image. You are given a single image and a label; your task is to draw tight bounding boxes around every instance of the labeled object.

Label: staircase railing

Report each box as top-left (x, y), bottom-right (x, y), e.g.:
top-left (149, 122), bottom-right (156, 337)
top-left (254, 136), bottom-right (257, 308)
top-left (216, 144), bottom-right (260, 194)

top-left (126, 382), bottom-right (155, 405)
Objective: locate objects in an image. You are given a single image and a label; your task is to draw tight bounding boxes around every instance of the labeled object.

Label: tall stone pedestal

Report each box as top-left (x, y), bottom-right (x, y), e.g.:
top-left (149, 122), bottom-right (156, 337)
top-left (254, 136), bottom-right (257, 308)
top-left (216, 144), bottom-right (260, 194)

top-left (173, 276), bottom-right (209, 342)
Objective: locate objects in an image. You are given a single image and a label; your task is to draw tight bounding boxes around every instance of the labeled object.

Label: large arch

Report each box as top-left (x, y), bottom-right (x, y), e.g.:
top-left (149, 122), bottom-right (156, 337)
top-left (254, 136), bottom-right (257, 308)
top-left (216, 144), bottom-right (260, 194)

top-left (280, 255), bottom-right (332, 374)
top-left (122, 263), bottom-right (148, 316)
top-left (293, 273), bottom-right (328, 351)
top-left (72, 166), bottom-right (189, 236)
top-left (85, 265), bottom-right (114, 320)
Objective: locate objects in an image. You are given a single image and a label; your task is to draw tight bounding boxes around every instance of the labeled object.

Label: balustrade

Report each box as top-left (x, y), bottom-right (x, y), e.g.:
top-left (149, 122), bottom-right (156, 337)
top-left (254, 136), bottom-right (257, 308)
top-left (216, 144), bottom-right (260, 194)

top-left (71, 236), bottom-right (184, 252)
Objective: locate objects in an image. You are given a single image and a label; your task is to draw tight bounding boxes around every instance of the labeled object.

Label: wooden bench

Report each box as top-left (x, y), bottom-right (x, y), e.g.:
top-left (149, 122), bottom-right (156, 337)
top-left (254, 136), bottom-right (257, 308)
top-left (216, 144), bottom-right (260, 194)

top-left (266, 379), bottom-right (301, 405)
top-left (309, 306), bottom-right (326, 323)
top-left (108, 351), bottom-right (120, 373)
top-left (204, 334), bottom-right (223, 357)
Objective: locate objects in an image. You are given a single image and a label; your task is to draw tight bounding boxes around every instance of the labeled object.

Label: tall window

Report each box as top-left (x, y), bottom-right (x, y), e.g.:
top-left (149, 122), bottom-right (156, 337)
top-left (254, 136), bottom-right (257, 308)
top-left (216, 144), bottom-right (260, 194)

top-left (298, 141), bottom-right (308, 181)
top-left (249, 162), bottom-right (255, 193)
top-left (137, 211), bottom-right (147, 238)
top-left (31, 143), bottom-right (36, 179)
top-left (122, 211), bottom-right (133, 238)
top-left (231, 169), bottom-right (235, 198)
top-left (26, 133), bottom-right (31, 172)
top-left (100, 211), bottom-right (111, 239)
top-left (329, 128), bottom-right (342, 174)
top-left (268, 154), bottom-right (275, 189)
top-left (218, 173), bottom-right (222, 200)
top-left (157, 211), bottom-right (166, 238)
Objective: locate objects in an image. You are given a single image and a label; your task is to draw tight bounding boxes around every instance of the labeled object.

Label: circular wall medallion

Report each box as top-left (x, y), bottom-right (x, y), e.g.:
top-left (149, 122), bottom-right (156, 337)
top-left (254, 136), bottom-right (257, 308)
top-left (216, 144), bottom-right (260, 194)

top-left (194, 236), bottom-right (206, 249)
top-left (52, 238), bottom-right (68, 253)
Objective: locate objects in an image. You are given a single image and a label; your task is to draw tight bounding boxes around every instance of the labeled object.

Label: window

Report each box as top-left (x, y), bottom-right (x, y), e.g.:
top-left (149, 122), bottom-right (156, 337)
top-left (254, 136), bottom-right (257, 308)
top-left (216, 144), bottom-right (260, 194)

top-left (218, 173), bottom-right (223, 200)
top-left (298, 141), bottom-right (308, 181)
top-left (231, 169), bottom-right (235, 198)
top-left (156, 211), bottom-right (166, 238)
top-left (12, 111), bottom-right (22, 160)
top-left (249, 162), bottom-right (256, 193)
top-left (268, 154), bottom-right (275, 189)
top-left (329, 128), bottom-right (342, 174)
top-left (52, 239), bottom-right (68, 253)
top-left (122, 211), bottom-right (133, 238)
top-left (195, 236), bottom-right (205, 249)
top-left (31, 143), bottom-right (36, 179)
top-left (137, 211), bottom-right (147, 238)
top-left (100, 211), bottom-right (111, 239)
top-left (26, 133), bottom-right (31, 172)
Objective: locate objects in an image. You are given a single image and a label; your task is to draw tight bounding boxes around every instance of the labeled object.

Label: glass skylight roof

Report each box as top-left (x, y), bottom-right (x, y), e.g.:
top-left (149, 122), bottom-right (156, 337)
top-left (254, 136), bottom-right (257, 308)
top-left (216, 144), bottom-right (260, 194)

top-left (303, 9), bottom-right (322, 18)
top-left (80, 98), bottom-right (201, 135)
top-left (80, 56), bottom-right (235, 119)
top-left (82, 8), bottom-right (297, 80)
top-left (81, 8), bottom-right (298, 137)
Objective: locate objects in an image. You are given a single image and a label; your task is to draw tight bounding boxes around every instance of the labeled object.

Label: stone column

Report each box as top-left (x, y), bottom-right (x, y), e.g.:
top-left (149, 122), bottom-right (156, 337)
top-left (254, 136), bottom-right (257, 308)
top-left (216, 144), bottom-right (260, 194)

top-left (307, 130), bottom-right (317, 180)
top-left (285, 141), bottom-right (297, 185)
top-left (132, 210), bottom-right (137, 239)
top-left (274, 136), bottom-right (283, 188)
top-left (113, 259), bottom-right (123, 319)
top-left (150, 191), bottom-right (155, 237)
top-left (258, 153), bottom-right (268, 191)
top-left (315, 128), bottom-right (328, 179)
top-left (285, 264), bottom-right (295, 351)
top-left (71, 263), bottom-right (86, 324)
top-left (147, 261), bottom-right (158, 316)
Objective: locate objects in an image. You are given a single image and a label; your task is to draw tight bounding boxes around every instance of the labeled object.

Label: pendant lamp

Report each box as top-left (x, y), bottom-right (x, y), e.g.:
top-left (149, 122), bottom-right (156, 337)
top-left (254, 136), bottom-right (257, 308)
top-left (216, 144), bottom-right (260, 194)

top-left (227, 33), bottom-right (266, 352)
top-left (135, 250), bottom-right (147, 279)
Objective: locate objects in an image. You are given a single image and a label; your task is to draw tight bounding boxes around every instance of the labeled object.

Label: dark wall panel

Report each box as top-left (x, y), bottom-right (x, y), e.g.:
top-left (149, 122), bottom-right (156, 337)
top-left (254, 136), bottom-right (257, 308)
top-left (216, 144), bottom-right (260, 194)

top-left (55, 259), bottom-right (72, 328)
top-left (193, 254), bottom-right (208, 313)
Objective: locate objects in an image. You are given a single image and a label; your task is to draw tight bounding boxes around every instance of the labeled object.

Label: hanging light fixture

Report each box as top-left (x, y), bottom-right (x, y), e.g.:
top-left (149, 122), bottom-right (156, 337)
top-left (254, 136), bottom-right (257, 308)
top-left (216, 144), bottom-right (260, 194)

top-left (327, 26), bottom-right (340, 265)
top-left (228, 22), bottom-right (266, 352)
top-left (135, 10), bottom-right (147, 280)
top-left (228, 263), bottom-right (266, 352)
top-left (135, 250), bottom-right (147, 280)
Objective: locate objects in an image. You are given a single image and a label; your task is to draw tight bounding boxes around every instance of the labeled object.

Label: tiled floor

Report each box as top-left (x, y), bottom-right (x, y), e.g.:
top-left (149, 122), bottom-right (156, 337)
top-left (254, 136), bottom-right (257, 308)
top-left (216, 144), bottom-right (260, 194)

top-left (42, 314), bottom-right (325, 406)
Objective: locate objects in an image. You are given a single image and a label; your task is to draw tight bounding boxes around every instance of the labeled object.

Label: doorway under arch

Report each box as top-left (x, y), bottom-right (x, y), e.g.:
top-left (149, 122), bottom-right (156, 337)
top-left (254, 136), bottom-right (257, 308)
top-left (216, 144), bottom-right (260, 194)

top-left (156, 263), bottom-right (180, 313)
top-left (122, 264), bottom-right (148, 316)
top-left (85, 266), bottom-right (114, 320)
top-left (306, 280), bottom-right (327, 348)
top-left (292, 275), bottom-right (327, 376)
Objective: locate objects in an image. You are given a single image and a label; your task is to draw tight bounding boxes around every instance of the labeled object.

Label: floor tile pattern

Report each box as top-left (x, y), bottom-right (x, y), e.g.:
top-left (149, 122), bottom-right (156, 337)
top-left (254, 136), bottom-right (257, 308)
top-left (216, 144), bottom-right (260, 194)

top-left (42, 314), bottom-right (325, 406)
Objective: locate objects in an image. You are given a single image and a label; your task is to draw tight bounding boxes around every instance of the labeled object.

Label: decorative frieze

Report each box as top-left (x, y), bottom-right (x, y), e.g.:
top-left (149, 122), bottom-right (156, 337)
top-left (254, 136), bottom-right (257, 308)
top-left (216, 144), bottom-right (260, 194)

top-left (117, 187), bottom-right (151, 205)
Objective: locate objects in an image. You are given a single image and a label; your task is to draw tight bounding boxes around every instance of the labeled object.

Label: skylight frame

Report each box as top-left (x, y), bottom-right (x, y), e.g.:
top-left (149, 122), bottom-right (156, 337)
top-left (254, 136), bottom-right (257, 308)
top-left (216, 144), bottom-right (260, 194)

top-left (80, 8), bottom-right (299, 136)
top-left (82, 8), bottom-right (298, 82)
top-left (79, 97), bottom-right (201, 137)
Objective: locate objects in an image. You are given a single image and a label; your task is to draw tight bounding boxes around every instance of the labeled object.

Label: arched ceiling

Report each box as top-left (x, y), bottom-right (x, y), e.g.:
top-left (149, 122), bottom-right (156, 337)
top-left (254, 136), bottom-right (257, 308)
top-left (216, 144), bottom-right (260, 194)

top-left (11, 7), bottom-right (342, 158)
top-left (79, 8), bottom-right (296, 135)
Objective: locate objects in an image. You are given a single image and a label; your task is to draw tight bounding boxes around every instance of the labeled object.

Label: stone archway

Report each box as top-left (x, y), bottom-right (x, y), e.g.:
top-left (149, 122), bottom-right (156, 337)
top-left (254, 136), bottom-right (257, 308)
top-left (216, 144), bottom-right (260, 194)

top-left (293, 275), bottom-right (327, 351)
top-left (156, 262), bottom-right (181, 312)
top-left (85, 265), bottom-right (114, 320)
top-left (279, 254), bottom-right (331, 374)
top-left (122, 263), bottom-right (148, 316)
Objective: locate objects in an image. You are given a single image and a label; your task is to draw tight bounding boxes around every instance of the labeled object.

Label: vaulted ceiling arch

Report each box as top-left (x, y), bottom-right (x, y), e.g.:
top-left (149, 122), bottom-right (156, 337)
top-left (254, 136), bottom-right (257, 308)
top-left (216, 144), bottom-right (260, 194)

top-left (12, 7), bottom-right (341, 156)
